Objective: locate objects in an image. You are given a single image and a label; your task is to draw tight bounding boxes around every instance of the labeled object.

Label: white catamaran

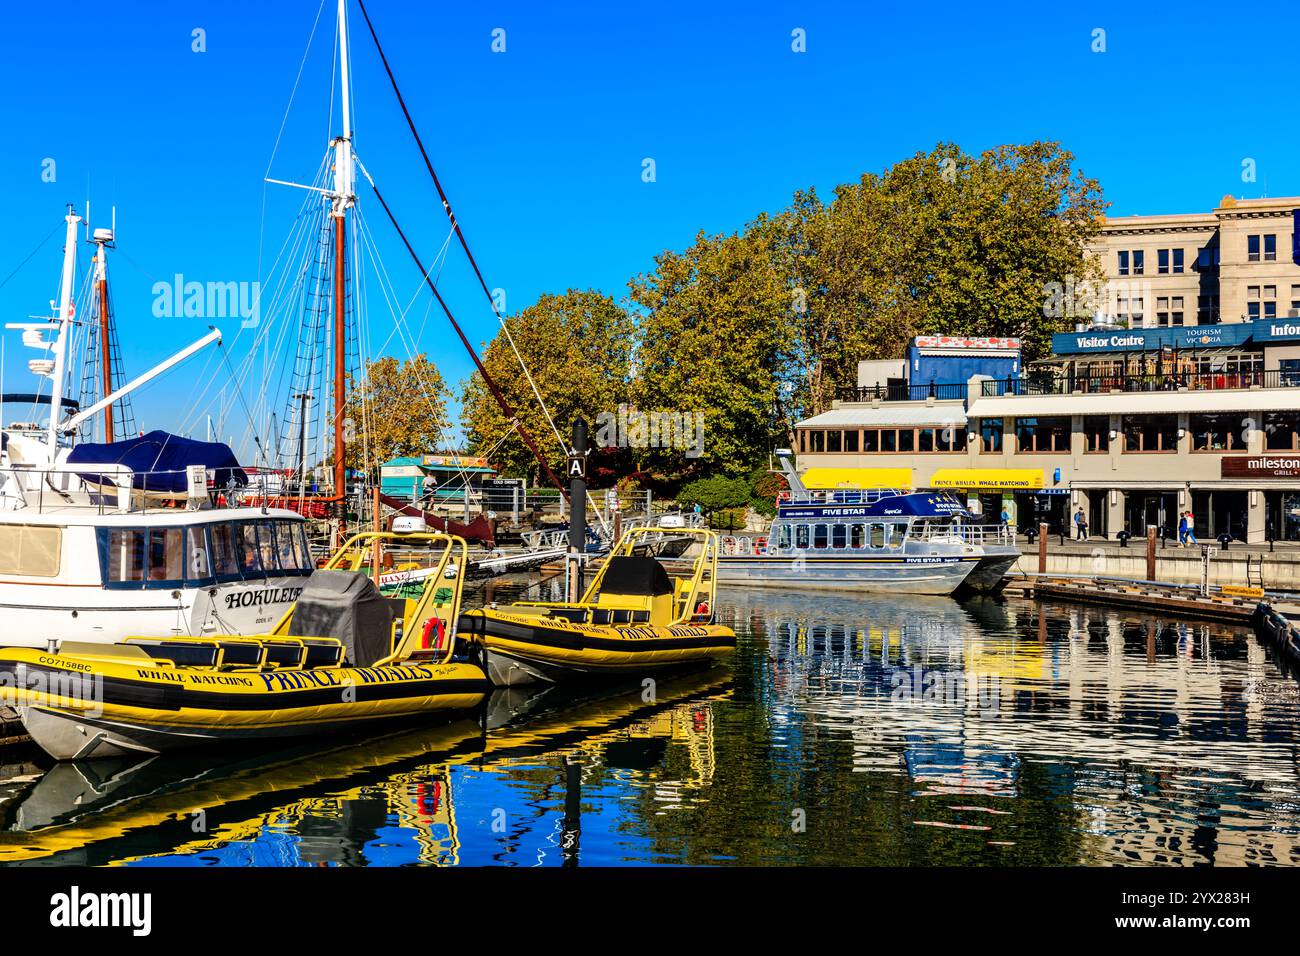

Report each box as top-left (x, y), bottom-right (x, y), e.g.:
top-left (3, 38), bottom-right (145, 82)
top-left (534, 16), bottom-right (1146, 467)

top-left (0, 209), bottom-right (313, 646)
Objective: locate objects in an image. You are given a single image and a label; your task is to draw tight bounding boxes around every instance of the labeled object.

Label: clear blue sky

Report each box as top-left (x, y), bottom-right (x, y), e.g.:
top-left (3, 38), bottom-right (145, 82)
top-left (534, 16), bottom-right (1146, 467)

top-left (2, 0), bottom-right (1298, 449)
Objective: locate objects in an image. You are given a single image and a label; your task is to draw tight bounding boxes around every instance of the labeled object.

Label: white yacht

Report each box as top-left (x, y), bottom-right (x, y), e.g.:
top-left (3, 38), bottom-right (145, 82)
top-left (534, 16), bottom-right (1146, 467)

top-left (0, 209), bottom-right (313, 647)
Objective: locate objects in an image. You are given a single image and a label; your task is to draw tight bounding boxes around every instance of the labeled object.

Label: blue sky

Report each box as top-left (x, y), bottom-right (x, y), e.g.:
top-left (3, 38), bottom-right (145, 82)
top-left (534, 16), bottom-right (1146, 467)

top-left (2, 0), bottom-right (1298, 450)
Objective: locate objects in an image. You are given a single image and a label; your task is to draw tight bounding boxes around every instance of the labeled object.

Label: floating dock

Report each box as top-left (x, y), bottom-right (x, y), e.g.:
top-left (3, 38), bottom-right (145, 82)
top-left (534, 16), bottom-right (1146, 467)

top-left (1007, 575), bottom-right (1263, 623)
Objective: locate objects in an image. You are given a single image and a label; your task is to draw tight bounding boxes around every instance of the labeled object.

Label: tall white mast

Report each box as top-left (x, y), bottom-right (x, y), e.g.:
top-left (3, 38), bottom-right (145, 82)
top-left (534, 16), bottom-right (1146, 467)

top-left (47, 208), bottom-right (82, 452)
top-left (332, 0), bottom-right (355, 217)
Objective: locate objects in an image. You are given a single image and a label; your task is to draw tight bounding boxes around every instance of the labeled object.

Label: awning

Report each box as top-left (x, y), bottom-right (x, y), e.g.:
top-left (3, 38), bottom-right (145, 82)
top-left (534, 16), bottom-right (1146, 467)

top-left (801, 467), bottom-right (913, 490)
top-left (929, 468), bottom-right (1044, 490)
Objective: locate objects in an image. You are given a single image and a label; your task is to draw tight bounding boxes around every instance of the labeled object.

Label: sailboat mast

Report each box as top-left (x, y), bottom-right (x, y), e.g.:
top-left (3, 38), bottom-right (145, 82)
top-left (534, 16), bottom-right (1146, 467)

top-left (46, 208), bottom-right (82, 453)
top-left (92, 228), bottom-right (114, 443)
top-left (331, 0), bottom-right (356, 515)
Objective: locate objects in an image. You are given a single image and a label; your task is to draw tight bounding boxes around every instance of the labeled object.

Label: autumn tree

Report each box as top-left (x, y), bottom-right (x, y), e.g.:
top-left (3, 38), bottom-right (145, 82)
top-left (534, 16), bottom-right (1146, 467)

top-left (460, 289), bottom-right (635, 482)
top-left (344, 353), bottom-right (451, 471)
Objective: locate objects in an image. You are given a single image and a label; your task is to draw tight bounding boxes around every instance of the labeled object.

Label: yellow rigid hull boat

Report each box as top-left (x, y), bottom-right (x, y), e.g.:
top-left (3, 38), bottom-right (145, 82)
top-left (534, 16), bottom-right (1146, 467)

top-left (0, 530), bottom-right (491, 760)
top-left (458, 527), bottom-right (736, 685)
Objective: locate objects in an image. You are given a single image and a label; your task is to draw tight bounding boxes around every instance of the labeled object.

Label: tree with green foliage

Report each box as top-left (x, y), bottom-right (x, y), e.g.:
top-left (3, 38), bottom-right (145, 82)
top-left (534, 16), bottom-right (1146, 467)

top-left (460, 290), bottom-right (635, 483)
top-left (629, 230), bottom-right (791, 480)
top-left (763, 141), bottom-right (1106, 413)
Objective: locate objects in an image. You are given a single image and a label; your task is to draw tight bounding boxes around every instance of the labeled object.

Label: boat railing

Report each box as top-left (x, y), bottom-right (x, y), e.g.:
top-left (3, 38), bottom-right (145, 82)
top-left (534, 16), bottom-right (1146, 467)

top-left (0, 464), bottom-right (262, 516)
top-left (720, 535), bottom-right (768, 556)
top-left (920, 522), bottom-right (1017, 548)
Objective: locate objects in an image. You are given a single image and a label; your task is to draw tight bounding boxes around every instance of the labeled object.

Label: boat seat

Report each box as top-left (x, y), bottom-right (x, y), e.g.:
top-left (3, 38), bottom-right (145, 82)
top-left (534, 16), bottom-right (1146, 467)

top-left (546, 608), bottom-right (588, 624)
top-left (260, 640), bottom-right (307, 669)
top-left (301, 639), bottom-right (344, 668)
top-left (214, 641), bottom-right (265, 669)
top-left (127, 640), bottom-right (221, 668)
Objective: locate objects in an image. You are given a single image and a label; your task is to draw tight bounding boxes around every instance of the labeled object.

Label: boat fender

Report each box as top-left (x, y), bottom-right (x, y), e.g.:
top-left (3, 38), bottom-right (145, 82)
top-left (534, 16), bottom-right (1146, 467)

top-left (422, 616), bottom-right (447, 651)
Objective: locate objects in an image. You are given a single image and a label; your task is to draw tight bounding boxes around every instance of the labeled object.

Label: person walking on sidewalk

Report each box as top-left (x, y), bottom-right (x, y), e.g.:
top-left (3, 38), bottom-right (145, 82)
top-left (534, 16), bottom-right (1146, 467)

top-left (1185, 511), bottom-right (1199, 546)
top-left (1074, 508), bottom-right (1087, 541)
top-left (1178, 512), bottom-right (1189, 546)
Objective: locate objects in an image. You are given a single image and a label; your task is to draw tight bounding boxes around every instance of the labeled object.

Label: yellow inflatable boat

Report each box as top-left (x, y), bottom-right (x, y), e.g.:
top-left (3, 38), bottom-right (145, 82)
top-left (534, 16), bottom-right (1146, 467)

top-left (0, 529), bottom-right (490, 761)
top-left (458, 527), bottom-right (735, 685)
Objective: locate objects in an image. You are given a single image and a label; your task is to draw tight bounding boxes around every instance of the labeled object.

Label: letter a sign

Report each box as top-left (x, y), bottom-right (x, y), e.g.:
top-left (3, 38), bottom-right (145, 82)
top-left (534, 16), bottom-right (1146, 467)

top-left (567, 453), bottom-right (587, 480)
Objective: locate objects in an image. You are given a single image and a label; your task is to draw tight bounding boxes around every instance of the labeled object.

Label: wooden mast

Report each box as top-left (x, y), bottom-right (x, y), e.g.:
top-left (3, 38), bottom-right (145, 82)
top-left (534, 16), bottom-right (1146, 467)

top-left (331, 0), bottom-right (356, 536)
top-left (92, 227), bottom-right (114, 443)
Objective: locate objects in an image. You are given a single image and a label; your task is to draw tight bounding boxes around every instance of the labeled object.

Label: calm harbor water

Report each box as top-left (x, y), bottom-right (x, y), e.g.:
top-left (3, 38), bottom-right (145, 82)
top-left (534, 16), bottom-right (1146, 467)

top-left (2, 582), bottom-right (1299, 867)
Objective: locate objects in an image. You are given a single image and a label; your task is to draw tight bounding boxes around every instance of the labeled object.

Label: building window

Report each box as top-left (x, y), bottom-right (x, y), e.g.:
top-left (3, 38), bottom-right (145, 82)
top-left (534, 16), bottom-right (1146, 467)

top-left (1173, 248), bottom-right (1184, 274)
top-left (1249, 235), bottom-right (1261, 262)
top-left (1171, 296), bottom-right (1184, 325)
top-left (1198, 294), bottom-right (1220, 323)
top-left (1197, 246), bottom-right (1219, 270)
top-left (1158, 249), bottom-right (1169, 274)
top-left (1118, 250), bottom-right (1129, 276)
top-left (1190, 413), bottom-right (1242, 451)
top-left (1248, 302), bottom-right (1261, 320)
top-left (1083, 416), bottom-right (1110, 453)
top-left (1156, 296), bottom-right (1169, 327)
top-left (1265, 412), bottom-right (1300, 451)
top-left (1265, 234), bottom-right (1277, 261)
top-left (936, 425), bottom-right (964, 452)
top-left (1132, 250), bottom-right (1144, 275)
top-left (1265, 301), bottom-right (1277, 319)
top-left (979, 418), bottom-right (1003, 453)
top-left (1123, 415), bottom-right (1179, 452)
top-left (1015, 416), bottom-right (1070, 453)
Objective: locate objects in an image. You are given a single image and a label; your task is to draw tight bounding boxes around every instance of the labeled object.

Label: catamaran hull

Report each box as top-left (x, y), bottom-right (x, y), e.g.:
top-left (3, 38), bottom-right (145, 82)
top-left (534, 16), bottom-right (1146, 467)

top-left (716, 555), bottom-right (978, 595)
top-left (959, 552), bottom-right (1020, 593)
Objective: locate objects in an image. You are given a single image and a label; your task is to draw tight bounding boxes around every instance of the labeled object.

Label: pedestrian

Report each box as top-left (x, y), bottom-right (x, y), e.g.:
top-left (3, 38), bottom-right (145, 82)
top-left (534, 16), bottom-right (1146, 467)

top-left (1000, 507), bottom-right (1010, 530)
top-left (1185, 511), bottom-right (1199, 546)
top-left (1177, 512), bottom-right (1188, 546)
top-left (1074, 508), bottom-right (1087, 541)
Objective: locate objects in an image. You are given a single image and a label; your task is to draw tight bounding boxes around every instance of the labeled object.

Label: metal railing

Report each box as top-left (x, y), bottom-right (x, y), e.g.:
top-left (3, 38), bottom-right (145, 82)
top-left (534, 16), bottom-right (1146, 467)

top-left (0, 465), bottom-right (258, 516)
top-left (981, 368), bottom-right (1298, 397)
top-left (836, 382), bottom-right (968, 403)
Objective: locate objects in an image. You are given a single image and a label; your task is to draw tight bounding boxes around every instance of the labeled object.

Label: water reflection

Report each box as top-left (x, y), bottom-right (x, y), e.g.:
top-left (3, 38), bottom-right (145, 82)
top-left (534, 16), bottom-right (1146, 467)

top-left (0, 587), bottom-right (1297, 867)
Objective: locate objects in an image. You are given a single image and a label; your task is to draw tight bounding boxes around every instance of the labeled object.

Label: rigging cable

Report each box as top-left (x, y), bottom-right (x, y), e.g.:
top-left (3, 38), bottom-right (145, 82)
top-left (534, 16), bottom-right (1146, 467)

top-left (355, 0), bottom-right (571, 461)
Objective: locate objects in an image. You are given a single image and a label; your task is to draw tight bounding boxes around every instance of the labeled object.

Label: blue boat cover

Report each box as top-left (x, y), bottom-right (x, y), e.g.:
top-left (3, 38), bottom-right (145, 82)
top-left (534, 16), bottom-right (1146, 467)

top-left (67, 430), bottom-right (247, 493)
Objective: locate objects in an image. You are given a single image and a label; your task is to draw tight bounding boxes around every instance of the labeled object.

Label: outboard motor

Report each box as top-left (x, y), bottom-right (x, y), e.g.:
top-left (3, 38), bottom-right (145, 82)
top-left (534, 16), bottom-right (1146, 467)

top-left (287, 570), bottom-right (403, 666)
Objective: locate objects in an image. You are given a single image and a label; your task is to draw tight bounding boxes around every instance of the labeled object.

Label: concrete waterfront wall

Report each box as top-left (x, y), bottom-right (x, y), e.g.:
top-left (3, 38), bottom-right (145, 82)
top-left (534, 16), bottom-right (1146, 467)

top-left (1013, 542), bottom-right (1300, 590)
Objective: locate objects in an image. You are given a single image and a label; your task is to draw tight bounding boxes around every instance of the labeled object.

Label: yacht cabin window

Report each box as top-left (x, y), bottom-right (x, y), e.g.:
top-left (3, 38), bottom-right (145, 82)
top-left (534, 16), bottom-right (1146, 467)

top-left (98, 518), bottom-right (312, 589)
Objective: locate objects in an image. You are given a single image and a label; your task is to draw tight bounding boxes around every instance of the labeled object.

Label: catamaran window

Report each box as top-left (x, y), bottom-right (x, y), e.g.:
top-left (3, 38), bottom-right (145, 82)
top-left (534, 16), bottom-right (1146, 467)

top-left (776, 524), bottom-right (792, 549)
top-left (239, 522), bottom-right (264, 574)
top-left (830, 524), bottom-right (848, 548)
top-left (796, 525), bottom-right (810, 549)
top-left (813, 524), bottom-right (829, 548)
top-left (887, 524), bottom-right (908, 547)
top-left (100, 527), bottom-right (213, 588)
top-left (210, 523), bottom-right (241, 578)
top-left (850, 524), bottom-right (866, 548)
top-left (0, 525), bottom-right (62, 577)
top-left (255, 521), bottom-right (281, 571)
top-left (870, 524), bottom-right (885, 548)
